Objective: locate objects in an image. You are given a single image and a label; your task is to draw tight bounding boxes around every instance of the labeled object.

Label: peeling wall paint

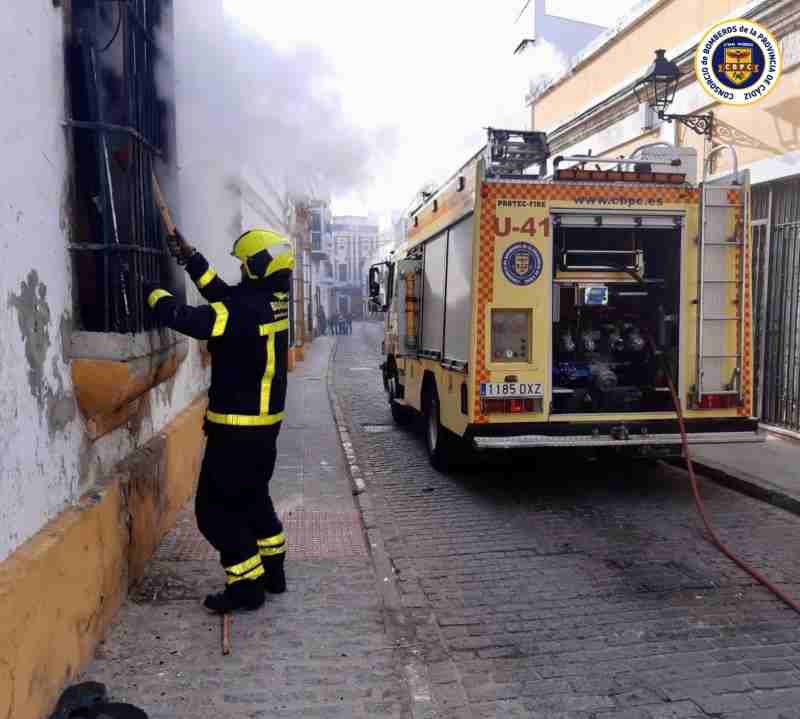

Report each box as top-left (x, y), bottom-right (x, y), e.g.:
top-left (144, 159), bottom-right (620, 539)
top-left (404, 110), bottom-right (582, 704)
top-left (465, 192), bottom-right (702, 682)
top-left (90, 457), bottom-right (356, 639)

top-left (7, 270), bottom-right (53, 411)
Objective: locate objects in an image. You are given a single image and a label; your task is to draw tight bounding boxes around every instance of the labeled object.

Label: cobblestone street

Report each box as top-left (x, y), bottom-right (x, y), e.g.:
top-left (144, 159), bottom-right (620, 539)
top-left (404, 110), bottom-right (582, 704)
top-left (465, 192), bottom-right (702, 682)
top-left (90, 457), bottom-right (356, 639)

top-left (82, 338), bottom-right (409, 719)
top-left (333, 322), bottom-right (800, 719)
top-left (77, 325), bottom-right (800, 719)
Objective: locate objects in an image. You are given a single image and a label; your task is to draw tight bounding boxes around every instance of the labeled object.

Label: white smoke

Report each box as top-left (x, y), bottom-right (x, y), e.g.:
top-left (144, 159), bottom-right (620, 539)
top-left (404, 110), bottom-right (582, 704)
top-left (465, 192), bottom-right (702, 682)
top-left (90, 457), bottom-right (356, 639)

top-left (161, 0), bottom-right (575, 236)
top-left (522, 38), bottom-right (570, 102)
top-left (162, 2), bottom-right (396, 220)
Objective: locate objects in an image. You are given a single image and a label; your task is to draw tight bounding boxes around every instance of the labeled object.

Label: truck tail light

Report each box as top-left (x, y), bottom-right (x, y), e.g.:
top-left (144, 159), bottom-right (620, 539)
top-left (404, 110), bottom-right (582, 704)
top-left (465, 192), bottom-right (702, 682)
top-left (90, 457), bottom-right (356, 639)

top-left (481, 397), bottom-right (542, 414)
top-left (697, 393), bottom-right (738, 410)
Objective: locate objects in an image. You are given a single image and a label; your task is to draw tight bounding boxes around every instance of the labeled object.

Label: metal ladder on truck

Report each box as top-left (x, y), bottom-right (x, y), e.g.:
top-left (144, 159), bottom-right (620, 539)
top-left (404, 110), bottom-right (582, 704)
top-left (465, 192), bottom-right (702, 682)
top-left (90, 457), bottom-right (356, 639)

top-left (694, 145), bottom-right (750, 408)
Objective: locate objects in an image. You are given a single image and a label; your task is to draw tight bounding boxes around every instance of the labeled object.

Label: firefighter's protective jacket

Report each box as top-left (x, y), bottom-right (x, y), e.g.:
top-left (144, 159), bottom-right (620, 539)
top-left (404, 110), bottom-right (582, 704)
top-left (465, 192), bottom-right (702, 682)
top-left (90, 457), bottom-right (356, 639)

top-left (147, 252), bottom-right (290, 428)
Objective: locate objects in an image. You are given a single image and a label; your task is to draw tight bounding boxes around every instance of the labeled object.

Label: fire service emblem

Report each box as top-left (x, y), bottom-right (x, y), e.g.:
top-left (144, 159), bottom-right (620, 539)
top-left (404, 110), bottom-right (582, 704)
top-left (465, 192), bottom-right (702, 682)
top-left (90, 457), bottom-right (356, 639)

top-left (501, 242), bottom-right (542, 286)
top-left (695, 19), bottom-right (781, 105)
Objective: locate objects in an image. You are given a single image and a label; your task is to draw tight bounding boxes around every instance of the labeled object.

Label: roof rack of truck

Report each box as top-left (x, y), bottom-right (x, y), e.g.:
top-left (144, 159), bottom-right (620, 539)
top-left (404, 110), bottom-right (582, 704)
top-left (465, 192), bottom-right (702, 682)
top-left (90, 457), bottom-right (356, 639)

top-left (484, 127), bottom-right (550, 178)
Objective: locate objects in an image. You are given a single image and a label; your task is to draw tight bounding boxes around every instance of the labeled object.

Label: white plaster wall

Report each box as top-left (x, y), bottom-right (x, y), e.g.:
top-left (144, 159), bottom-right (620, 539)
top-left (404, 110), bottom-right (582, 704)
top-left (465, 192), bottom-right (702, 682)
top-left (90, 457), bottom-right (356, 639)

top-left (0, 2), bottom-right (80, 560)
top-left (0, 2), bottom-right (218, 561)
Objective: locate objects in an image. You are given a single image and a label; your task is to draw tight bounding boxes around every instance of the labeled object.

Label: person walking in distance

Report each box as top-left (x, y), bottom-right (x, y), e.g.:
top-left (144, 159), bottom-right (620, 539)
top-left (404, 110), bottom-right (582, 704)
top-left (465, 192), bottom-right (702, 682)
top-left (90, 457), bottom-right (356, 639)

top-left (346, 312), bottom-right (353, 335)
top-left (143, 229), bottom-right (291, 613)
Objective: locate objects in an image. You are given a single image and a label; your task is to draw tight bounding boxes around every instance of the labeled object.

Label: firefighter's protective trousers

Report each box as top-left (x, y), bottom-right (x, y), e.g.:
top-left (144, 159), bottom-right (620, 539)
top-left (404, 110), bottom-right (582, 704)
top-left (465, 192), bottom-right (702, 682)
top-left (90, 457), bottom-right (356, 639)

top-left (196, 425), bottom-right (283, 570)
top-left (147, 251), bottom-right (290, 577)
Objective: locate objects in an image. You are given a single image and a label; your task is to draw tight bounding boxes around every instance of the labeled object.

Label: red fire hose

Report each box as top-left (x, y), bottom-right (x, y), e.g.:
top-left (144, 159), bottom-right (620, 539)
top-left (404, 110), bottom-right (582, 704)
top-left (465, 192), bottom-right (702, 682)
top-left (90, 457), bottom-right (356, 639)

top-left (661, 354), bottom-right (800, 615)
top-left (617, 254), bottom-right (800, 616)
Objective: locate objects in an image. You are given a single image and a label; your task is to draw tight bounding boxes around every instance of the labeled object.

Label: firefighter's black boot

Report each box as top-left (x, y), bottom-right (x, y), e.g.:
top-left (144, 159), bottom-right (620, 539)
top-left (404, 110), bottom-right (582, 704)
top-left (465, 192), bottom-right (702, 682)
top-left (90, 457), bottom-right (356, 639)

top-left (258, 531), bottom-right (287, 594)
top-left (204, 578), bottom-right (265, 614)
top-left (205, 554), bottom-right (266, 613)
top-left (261, 553), bottom-right (286, 594)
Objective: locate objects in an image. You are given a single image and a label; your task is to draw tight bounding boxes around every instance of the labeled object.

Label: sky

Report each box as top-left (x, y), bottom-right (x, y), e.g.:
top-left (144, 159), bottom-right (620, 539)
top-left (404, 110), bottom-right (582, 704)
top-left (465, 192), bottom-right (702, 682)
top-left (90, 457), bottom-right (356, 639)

top-left (222, 0), bottom-right (640, 224)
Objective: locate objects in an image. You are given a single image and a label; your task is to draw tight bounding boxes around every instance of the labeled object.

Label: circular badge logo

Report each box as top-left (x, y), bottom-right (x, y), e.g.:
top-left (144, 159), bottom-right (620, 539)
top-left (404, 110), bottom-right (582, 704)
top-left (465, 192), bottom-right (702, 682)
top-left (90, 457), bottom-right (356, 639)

top-left (501, 242), bottom-right (543, 286)
top-left (695, 19), bottom-right (781, 105)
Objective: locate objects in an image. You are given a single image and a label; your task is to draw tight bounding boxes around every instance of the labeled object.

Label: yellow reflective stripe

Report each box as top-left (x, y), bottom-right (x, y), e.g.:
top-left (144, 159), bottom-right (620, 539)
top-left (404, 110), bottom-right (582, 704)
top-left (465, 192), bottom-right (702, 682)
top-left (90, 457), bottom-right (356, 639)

top-left (257, 532), bottom-right (286, 547)
top-left (260, 332), bottom-right (276, 414)
top-left (227, 564), bottom-right (265, 585)
top-left (205, 410), bottom-right (285, 426)
top-left (225, 554), bottom-right (262, 577)
top-left (210, 302), bottom-right (229, 337)
top-left (205, 318), bottom-right (286, 426)
top-left (147, 289), bottom-right (172, 308)
top-left (196, 268), bottom-right (217, 289)
top-left (259, 318), bottom-right (289, 336)
top-left (259, 544), bottom-right (286, 557)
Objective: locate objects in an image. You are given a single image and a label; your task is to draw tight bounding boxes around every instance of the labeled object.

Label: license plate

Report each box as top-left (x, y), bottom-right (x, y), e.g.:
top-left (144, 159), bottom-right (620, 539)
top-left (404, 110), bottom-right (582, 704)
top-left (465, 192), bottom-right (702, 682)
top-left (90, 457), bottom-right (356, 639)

top-left (480, 382), bottom-right (543, 397)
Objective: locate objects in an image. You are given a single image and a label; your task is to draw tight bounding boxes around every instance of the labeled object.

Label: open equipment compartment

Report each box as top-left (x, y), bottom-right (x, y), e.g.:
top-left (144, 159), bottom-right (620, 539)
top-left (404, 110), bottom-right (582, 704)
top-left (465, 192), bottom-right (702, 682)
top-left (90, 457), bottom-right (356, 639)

top-left (551, 217), bottom-right (682, 414)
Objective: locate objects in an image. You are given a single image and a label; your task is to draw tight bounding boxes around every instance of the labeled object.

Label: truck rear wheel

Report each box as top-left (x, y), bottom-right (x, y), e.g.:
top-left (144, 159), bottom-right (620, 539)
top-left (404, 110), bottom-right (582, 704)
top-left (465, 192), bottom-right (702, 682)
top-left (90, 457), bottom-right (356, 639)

top-left (391, 399), bottom-right (414, 426)
top-left (387, 371), bottom-right (414, 426)
top-left (423, 385), bottom-right (456, 472)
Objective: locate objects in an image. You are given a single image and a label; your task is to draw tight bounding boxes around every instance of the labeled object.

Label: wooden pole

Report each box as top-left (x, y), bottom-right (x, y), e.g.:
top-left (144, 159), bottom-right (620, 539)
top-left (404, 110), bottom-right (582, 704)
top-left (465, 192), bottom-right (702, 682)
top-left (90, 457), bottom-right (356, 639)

top-left (222, 613), bottom-right (231, 656)
top-left (151, 171), bottom-right (176, 235)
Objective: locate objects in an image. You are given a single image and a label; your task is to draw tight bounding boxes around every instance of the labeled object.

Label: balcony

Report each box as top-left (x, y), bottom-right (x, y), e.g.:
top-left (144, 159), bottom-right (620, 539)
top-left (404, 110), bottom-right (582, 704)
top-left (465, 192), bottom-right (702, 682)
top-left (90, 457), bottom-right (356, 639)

top-left (310, 231), bottom-right (329, 260)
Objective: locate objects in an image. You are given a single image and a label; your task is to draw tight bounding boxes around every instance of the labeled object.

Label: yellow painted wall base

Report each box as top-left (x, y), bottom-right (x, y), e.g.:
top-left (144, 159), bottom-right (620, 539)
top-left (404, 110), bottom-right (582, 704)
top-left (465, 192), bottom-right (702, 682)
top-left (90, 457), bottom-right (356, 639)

top-left (0, 394), bottom-right (207, 719)
top-left (71, 342), bottom-right (188, 441)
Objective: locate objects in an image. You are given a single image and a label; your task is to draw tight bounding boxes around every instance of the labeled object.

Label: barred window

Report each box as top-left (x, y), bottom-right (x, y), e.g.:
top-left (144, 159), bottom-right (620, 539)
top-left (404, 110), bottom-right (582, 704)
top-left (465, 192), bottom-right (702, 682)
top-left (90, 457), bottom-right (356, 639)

top-left (66, 0), bottom-right (179, 334)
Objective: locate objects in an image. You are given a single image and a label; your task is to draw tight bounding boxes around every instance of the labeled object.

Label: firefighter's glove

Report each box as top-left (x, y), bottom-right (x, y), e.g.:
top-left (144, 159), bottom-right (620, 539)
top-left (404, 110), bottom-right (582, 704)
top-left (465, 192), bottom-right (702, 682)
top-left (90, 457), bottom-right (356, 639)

top-left (166, 229), bottom-right (196, 265)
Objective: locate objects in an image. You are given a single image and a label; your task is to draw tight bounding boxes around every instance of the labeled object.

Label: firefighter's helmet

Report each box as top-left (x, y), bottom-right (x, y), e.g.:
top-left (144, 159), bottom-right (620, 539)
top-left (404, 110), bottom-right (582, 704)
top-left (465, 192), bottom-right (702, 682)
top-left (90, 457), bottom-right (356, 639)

top-left (232, 229), bottom-right (294, 280)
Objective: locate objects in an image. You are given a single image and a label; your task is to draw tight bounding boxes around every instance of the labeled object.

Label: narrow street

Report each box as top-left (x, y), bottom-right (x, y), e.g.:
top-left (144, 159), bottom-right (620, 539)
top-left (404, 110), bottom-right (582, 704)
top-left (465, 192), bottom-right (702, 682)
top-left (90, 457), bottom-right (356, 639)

top-left (6, 4), bottom-right (800, 719)
top-left (333, 322), bottom-right (800, 719)
top-left (77, 324), bottom-right (800, 719)
top-left (82, 338), bottom-right (409, 719)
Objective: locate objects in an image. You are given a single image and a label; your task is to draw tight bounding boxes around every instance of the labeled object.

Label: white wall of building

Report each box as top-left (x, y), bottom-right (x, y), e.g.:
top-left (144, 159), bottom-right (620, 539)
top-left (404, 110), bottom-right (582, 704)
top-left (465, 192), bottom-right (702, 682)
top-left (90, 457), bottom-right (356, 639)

top-left (0, 1), bottom-right (253, 562)
top-left (0, 3), bottom-right (82, 560)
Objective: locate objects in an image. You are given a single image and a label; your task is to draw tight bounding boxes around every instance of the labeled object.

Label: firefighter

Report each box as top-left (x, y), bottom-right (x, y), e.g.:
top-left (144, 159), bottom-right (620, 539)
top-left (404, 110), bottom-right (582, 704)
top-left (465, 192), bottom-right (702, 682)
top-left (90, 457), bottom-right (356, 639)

top-left (143, 228), bottom-right (292, 613)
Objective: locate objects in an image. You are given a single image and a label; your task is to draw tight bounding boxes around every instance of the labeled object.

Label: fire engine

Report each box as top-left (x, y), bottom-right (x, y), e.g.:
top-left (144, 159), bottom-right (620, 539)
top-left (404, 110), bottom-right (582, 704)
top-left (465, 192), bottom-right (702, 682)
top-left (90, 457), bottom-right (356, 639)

top-left (368, 129), bottom-right (763, 470)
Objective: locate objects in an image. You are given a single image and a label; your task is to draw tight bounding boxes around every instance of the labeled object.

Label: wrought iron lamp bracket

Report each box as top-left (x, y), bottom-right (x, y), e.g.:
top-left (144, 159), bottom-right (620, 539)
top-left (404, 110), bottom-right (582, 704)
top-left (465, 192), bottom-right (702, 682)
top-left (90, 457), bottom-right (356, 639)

top-left (658, 111), bottom-right (714, 139)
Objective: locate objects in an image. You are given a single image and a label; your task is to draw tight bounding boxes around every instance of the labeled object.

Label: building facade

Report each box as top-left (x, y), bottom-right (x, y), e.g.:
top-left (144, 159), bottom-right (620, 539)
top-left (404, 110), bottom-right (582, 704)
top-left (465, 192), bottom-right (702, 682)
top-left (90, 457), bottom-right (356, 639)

top-left (529, 0), bottom-right (800, 431)
top-left (307, 213), bottom-right (380, 321)
top-left (363, 214), bottom-right (407, 316)
top-left (0, 3), bottom-right (298, 718)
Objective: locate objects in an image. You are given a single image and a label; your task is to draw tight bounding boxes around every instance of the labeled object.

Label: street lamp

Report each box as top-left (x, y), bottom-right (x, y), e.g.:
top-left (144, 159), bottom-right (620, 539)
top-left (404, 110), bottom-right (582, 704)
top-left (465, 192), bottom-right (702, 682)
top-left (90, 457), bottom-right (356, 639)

top-left (634, 49), bottom-right (713, 139)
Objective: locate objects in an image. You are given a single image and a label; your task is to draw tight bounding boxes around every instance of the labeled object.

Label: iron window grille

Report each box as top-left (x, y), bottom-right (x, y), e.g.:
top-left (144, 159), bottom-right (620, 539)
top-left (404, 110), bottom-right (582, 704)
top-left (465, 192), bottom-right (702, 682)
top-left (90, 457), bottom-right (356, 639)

top-left (67, 0), bottom-right (174, 334)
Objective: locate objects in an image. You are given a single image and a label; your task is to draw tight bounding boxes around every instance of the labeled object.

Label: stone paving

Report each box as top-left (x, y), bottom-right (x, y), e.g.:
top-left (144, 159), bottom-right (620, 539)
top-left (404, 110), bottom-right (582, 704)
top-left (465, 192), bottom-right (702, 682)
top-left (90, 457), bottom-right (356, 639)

top-left (333, 322), bottom-right (800, 719)
top-left (81, 337), bottom-right (410, 719)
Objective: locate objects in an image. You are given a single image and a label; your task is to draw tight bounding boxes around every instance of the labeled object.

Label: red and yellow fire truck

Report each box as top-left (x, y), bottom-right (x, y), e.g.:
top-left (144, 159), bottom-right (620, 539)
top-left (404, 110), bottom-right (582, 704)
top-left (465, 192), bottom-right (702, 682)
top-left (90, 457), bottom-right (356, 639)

top-left (368, 129), bottom-right (763, 469)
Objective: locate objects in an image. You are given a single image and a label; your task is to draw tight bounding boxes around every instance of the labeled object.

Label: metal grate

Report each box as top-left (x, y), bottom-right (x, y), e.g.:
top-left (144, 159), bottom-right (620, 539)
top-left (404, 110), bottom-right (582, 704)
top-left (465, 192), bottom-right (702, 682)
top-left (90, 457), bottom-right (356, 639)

top-left (762, 177), bottom-right (800, 430)
top-left (67, 0), bottom-right (170, 334)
